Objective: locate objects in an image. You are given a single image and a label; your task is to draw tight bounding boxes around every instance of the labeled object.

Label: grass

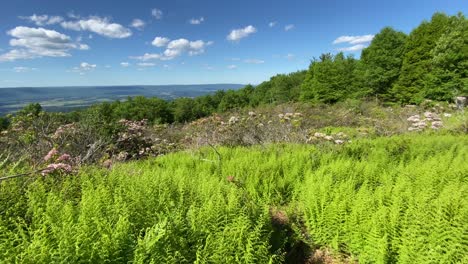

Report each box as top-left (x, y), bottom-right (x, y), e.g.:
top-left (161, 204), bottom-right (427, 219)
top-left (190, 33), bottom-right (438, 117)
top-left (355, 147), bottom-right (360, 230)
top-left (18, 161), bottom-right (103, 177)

top-left (0, 133), bottom-right (466, 263)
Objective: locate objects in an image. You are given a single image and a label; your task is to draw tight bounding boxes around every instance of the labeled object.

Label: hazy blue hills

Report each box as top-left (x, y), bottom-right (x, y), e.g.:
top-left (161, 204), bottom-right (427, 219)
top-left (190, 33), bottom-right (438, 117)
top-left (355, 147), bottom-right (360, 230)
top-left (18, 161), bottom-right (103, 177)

top-left (0, 84), bottom-right (244, 115)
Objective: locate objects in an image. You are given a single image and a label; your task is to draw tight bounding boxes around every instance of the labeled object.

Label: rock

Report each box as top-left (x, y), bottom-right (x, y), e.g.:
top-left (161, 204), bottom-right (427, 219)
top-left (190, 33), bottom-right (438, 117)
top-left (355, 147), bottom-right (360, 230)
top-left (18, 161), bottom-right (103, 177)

top-left (456, 96), bottom-right (467, 110)
top-left (228, 116), bottom-right (239, 124)
top-left (324, 135), bottom-right (334, 141)
top-left (314, 132), bottom-right (326, 138)
top-left (248, 111), bottom-right (256, 117)
top-left (424, 111), bottom-right (435, 119)
top-left (443, 113), bottom-right (452, 117)
top-left (407, 115), bottom-right (421, 122)
top-left (336, 132), bottom-right (348, 138)
top-left (431, 121), bottom-right (443, 129)
top-left (334, 139), bottom-right (345, 145)
top-left (414, 121), bottom-right (427, 129)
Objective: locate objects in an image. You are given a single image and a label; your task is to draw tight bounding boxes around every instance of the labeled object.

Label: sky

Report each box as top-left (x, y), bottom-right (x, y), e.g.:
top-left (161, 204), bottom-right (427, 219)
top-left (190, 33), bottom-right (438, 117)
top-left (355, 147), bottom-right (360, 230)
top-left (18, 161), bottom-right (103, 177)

top-left (0, 0), bottom-right (466, 87)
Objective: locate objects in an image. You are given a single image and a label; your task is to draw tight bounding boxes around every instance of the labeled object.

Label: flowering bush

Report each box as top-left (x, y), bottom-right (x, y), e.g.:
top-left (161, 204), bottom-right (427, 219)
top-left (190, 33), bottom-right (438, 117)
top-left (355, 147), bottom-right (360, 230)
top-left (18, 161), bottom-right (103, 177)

top-left (41, 148), bottom-right (75, 176)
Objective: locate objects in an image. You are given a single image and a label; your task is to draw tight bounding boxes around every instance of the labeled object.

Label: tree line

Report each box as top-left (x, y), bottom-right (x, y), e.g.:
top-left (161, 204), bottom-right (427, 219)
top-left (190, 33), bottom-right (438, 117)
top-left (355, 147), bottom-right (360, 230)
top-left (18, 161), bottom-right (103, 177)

top-left (0, 12), bottom-right (466, 132)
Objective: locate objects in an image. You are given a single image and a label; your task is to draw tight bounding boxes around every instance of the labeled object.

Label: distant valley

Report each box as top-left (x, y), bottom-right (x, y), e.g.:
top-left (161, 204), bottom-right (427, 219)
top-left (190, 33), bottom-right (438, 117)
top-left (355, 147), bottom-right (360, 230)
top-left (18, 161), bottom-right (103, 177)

top-left (0, 84), bottom-right (244, 115)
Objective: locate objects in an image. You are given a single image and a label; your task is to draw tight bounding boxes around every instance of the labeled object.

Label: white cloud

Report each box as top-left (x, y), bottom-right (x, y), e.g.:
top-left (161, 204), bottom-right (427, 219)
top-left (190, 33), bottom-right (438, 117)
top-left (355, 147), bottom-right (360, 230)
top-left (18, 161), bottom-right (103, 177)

top-left (333, 34), bottom-right (374, 45)
top-left (79, 44), bottom-right (90, 50)
top-left (244, 59), bottom-right (264, 64)
top-left (13, 66), bottom-right (37, 73)
top-left (152, 37), bottom-right (170, 47)
top-left (79, 62), bottom-right (96, 70)
top-left (284, 24), bottom-right (295, 31)
top-left (48, 16), bottom-right (64, 25)
top-left (227, 65), bottom-right (237, 69)
top-left (227, 25), bottom-right (257, 42)
top-left (151, 9), bottom-right (163, 19)
top-left (268, 21), bottom-right (277, 27)
top-left (130, 19), bottom-right (145, 30)
top-left (137, 62), bottom-right (156, 67)
top-left (189, 17), bottom-right (204, 25)
top-left (120, 62), bottom-right (130, 67)
top-left (337, 44), bottom-right (367, 52)
top-left (72, 62), bottom-right (96, 75)
top-left (131, 53), bottom-right (162, 61)
top-left (61, 16), bottom-right (132, 38)
top-left (135, 38), bottom-right (213, 61)
top-left (0, 26), bottom-right (88, 62)
top-left (20, 14), bottom-right (64, 26)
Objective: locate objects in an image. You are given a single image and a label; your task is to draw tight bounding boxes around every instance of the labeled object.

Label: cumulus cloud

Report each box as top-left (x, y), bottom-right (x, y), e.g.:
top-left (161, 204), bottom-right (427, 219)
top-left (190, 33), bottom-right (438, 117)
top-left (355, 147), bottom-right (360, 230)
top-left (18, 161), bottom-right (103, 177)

top-left (120, 62), bottom-right (130, 67)
top-left (0, 26), bottom-right (89, 62)
top-left (337, 44), bottom-right (367, 52)
top-left (130, 19), bottom-right (145, 30)
top-left (189, 17), bottom-right (204, 25)
top-left (151, 9), bottom-right (163, 19)
top-left (61, 16), bottom-right (132, 38)
top-left (134, 38), bottom-right (213, 61)
top-left (284, 24), bottom-right (295, 31)
top-left (227, 25), bottom-right (257, 42)
top-left (268, 21), bottom-right (277, 27)
top-left (19, 14), bottom-right (64, 26)
top-left (79, 62), bottom-right (96, 70)
top-left (71, 62), bottom-right (96, 75)
top-left (244, 59), bottom-right (264, 64)
top-left (333, 34), bottom-right (374, 45)
top-left (227, 64), bottom-right (237, 69)
top-left (152, 37), bottom-right (170, 47)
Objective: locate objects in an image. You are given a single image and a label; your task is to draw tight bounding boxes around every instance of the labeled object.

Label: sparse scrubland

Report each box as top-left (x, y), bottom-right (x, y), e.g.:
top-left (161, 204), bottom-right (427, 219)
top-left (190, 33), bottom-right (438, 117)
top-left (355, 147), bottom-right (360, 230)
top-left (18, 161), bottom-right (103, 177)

top-left (0, 11), bottom-right (467, 263)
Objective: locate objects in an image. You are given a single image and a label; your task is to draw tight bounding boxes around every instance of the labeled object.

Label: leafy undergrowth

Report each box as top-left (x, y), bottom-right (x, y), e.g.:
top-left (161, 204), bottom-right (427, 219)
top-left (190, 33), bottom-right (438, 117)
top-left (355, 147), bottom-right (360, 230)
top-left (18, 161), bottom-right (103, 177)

top-left (0, 134), bottom-right (466, 263)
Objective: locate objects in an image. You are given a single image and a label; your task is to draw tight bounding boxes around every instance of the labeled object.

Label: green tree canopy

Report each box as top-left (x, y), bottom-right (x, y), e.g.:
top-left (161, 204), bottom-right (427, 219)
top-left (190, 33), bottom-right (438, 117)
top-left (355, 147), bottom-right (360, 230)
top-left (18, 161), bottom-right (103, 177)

top-left (359, 27), bottom-right (407, 99)
top-left (300, 53), bottom-right (357, 103)
top-left (392, 13), bottom-right (453, 103)
top-left (424, 13), bottom-right (468, 100)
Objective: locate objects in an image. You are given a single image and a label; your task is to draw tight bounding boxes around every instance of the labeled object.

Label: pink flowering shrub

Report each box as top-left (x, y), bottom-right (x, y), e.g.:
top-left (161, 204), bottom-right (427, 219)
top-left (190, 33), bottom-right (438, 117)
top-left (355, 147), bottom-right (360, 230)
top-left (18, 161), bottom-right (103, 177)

top-left (41, 148), bottom-right (75, 176)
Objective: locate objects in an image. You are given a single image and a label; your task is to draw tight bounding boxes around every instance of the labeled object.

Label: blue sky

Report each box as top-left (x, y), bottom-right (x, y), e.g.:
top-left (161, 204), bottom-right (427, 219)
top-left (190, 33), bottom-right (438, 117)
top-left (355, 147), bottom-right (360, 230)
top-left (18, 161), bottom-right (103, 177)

top-left (0, 0), bottom-right (466, 87)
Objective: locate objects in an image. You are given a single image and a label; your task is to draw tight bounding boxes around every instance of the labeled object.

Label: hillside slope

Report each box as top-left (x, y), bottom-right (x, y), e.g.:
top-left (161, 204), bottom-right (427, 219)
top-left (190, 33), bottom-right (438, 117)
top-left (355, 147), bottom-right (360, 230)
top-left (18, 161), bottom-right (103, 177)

top-left (0, 134), bottom-right (466, 263)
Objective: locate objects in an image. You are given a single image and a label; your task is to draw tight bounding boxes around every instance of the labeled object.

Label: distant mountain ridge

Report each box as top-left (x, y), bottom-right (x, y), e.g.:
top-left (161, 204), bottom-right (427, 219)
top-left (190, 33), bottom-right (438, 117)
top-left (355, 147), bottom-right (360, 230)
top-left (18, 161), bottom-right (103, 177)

top-left (0, 84), bottom-right (245, 115)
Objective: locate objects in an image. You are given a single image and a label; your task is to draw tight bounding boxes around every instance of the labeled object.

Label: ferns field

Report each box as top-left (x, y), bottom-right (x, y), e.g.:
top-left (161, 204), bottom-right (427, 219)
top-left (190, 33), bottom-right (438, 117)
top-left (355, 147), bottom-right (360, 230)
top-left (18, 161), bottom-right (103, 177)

top-left (0, 134), bottom-right (466, 263)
